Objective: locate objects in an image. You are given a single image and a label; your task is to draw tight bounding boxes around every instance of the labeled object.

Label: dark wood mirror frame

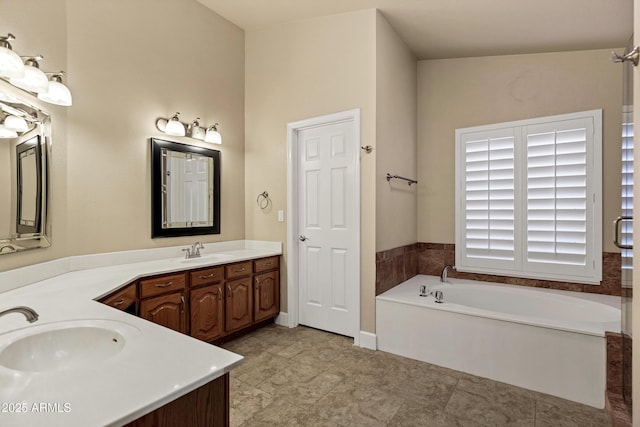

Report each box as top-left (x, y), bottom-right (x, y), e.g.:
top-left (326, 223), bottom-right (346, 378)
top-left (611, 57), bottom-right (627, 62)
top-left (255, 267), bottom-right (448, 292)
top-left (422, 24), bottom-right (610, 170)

top-left (151, 138), bottom-right (221, 238)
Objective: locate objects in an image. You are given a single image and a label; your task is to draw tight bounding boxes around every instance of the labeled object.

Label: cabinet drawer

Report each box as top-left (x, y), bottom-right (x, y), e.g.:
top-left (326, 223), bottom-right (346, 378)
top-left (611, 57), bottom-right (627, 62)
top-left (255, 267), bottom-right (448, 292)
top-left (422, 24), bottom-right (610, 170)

top-left (101, 284), bottom-right (137, 310)
top-left (190, 267), bottom-right (224, 288)
top-left (140, 273), bottom-right (186, 299)
top-left (254, 256), bottom-right (279, 273)
top-left (225, 261), bottom-right (252, 280)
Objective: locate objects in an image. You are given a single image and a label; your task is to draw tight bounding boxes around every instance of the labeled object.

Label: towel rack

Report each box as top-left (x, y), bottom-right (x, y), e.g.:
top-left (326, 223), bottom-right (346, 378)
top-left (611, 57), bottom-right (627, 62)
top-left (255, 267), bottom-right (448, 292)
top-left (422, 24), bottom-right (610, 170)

top-left (386, 173), bottom-right (417, 186)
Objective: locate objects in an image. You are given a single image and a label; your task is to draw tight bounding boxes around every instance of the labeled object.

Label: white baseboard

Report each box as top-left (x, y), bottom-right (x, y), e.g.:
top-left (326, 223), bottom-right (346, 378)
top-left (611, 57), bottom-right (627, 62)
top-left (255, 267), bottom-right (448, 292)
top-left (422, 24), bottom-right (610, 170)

top-left (359, 331), bottom-right (377, 350)
top-left (275, 312), bottom-right (290, 327)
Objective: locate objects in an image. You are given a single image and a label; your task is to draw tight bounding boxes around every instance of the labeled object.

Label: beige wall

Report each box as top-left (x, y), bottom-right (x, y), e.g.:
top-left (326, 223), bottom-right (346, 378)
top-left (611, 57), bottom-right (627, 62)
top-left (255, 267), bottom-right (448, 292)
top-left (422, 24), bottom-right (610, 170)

top-left (417, 49), bottom-right (624, 253)
top-left (0, 0), bottom-right (246, 271)
top-left (244, 9), bottom-right (378, 332)
top-left (375, 12), bottom-right (417, 252)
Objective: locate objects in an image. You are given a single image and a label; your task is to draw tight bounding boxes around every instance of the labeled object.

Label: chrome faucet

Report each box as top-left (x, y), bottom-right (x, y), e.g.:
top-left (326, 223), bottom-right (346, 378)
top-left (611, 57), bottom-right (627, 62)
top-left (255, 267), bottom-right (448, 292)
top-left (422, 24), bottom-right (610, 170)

top-left (182, 242), bottom-right (205, 259)
top-left (192, 242), bottom-right (204, 257)
top-left (440, 265), bottom-right (456, 283)
top-left (0, 306), bottom-right (39, 323)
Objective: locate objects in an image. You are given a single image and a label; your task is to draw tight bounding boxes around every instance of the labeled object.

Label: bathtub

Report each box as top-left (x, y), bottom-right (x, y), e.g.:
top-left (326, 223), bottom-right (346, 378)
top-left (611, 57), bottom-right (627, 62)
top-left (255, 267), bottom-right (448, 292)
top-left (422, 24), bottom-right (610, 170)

top-left (376, 275), bottom-right (621, 408)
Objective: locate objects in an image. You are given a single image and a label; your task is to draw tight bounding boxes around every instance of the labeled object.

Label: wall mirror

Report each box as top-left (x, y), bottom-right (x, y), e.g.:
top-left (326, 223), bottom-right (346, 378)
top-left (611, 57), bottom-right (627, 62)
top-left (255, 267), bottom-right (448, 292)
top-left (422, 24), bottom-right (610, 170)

top-left (151, 138), bottom-right (220, 238)
top-left (0, 81), bottom-right (51, 255)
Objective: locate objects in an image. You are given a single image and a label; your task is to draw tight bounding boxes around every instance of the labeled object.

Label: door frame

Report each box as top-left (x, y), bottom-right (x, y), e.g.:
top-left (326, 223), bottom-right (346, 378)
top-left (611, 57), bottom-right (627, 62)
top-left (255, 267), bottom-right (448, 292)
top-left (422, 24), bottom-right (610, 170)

top-left (286, 109), bottom-right (361, 345)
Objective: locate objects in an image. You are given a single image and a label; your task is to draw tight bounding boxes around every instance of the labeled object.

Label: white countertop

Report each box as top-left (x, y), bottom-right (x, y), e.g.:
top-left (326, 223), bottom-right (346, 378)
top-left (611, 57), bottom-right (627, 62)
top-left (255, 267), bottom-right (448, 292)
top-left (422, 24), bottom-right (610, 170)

top-left (0, 240), bottom-right (282, 426)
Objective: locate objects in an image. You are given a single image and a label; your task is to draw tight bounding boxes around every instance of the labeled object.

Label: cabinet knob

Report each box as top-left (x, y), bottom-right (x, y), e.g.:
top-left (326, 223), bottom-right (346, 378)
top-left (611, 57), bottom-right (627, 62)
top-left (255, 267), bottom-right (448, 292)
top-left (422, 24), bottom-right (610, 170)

top-left (199, 273), bottom-right (215, 279)
top-left (113, 298), bottom-right (125, 306)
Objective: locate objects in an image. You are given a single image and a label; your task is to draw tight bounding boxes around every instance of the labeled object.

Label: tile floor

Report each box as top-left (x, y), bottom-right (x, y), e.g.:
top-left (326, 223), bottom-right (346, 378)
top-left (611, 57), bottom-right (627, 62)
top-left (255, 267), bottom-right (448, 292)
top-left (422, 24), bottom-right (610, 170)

top-left (221, 324), bottom-right (612, 426)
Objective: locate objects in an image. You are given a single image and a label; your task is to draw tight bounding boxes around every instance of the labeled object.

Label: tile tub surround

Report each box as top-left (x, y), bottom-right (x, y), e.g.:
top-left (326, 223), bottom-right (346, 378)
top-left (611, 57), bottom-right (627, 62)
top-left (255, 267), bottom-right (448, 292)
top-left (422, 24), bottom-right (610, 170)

top-left (224, 323), bottom-right (612, 427)
top-left (376, 242), bottom-right (623, 296)
top-left (605, 332), bottom-right (632, 426)
top-left (0, 240), bottom-right (282, 426)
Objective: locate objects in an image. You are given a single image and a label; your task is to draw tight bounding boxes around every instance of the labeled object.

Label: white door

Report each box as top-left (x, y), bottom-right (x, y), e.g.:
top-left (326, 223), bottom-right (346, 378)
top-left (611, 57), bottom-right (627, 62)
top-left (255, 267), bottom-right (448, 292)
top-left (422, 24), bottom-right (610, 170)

top-left (296, 118), bottom-right (358, 337)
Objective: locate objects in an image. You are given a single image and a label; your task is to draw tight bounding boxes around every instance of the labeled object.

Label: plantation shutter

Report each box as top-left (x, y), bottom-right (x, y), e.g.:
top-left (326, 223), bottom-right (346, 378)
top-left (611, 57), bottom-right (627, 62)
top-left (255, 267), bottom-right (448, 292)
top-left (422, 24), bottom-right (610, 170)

top-left (621, 106), bottom-right (633, 286)
top-left (455, 110), bottom-right (601, 284)
top-left (458, 128), bottom-right (518, 271)
top-left (523, 118), bottom-right (593, 278)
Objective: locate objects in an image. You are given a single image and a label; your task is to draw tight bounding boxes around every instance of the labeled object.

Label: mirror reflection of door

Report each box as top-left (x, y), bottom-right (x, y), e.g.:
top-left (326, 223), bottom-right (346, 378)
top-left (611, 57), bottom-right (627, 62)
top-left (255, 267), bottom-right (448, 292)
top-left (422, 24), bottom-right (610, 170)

top-left (163, 150), bottom-right (213, 228)
top-left (16, 137), bottom-right (41, 234)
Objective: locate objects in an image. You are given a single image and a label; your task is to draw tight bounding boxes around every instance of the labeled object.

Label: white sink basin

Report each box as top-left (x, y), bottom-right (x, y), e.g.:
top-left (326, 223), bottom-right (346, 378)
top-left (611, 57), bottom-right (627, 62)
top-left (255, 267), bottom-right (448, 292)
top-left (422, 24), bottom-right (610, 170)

top-left (178, 253), bottom-right (235, 264)
top-left (0, 319), bottom-right (140, 373)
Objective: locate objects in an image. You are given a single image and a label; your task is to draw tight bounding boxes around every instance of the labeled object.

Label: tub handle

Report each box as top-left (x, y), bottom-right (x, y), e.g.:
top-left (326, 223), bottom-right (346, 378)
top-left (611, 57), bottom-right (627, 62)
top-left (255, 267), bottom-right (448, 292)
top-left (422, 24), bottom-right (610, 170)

top-left (433, 290), bottom-right (444, 304)
top-left (613, 216), bottom-right (633, 249)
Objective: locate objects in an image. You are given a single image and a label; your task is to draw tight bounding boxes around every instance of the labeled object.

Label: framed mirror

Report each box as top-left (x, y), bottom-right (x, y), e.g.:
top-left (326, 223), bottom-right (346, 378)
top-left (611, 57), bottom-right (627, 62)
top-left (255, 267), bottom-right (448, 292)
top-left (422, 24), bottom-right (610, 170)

top-left (0, 81), bottom-right (51, 255)
top-left (151, 138), bottom-right (220, 238)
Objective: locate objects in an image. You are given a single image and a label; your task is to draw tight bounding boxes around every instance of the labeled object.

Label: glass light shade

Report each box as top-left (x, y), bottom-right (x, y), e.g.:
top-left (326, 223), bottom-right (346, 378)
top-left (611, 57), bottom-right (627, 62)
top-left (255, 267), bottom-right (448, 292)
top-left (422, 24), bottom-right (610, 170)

top-left (9, 64), bottom-right (49, 93)
top-left (165, 116), bottom-right (185, 136)
top-left (0, 124), bottom-right (17, 138)
top-left (204, 127), bottom-right (222, 144)
top-left (38, 79), bottom-right (73, 106)
top-left (3, 115), bottom-right (28, 132)
top-left (0, 46), bottom-right (24, 79)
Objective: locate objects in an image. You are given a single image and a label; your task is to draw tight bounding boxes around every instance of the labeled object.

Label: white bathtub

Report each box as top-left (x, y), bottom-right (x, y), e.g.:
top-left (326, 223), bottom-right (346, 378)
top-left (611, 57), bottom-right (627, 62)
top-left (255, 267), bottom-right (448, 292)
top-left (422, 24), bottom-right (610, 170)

top-left (376, 275), bottom-right (621, 408)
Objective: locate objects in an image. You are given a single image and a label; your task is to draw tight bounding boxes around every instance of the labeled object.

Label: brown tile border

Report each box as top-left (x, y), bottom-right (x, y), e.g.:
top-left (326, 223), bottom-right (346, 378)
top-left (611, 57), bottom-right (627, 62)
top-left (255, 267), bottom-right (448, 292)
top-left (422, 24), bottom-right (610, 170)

top-left (376, 242), bottom-right (622, 297)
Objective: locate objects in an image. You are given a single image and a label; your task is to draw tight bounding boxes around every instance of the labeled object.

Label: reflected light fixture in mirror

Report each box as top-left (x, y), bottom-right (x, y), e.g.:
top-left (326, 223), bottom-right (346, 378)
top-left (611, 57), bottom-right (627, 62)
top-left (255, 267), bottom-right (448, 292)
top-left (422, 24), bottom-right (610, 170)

top-left (38, 73), bottom-right (72, 106)
top-left (9, 56), bottom-right (48, 93)
top-left (0, 34), bottom-right (24, 79)
top-left (4, 114), bottom-right (28, 132)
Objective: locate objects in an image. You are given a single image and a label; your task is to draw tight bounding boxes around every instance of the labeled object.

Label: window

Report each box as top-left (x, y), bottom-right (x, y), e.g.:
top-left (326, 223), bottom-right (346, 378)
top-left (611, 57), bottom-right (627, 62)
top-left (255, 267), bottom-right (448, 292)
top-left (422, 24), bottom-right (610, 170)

top-left (455, 110), bottom-right (602, 284)
top-left (621, 105), bottom-right (633, 287)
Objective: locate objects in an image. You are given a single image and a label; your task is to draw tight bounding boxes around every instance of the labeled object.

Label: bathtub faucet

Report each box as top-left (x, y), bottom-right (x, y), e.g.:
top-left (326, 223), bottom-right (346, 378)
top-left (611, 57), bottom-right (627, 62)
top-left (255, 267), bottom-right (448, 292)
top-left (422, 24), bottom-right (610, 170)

top-left (440, 265), bottom-right (456, 283)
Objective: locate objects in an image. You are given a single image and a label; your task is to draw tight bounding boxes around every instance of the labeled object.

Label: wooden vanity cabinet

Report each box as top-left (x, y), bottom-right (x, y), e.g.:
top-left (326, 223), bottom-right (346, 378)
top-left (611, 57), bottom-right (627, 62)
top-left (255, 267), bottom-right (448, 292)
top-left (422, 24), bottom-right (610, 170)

top-left (253, 257), bottom-right (280, 322)
top-left (99, 283), bottom-right (137, 315)
top-left (139, 273), bottom-right (188, 334)
top-left (190, 267), bottom-right (225, 342)
top-left (98, 256), bottom-right (280, 341)
top-left (224, 261), bottom-right (254, 333)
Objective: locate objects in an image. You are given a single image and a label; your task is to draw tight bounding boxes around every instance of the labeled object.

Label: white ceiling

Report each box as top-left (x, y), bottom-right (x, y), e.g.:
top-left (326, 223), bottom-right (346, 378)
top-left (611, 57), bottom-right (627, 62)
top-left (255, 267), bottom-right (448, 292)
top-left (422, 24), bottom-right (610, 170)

top-left (196, 0), bottom-right (633, 59)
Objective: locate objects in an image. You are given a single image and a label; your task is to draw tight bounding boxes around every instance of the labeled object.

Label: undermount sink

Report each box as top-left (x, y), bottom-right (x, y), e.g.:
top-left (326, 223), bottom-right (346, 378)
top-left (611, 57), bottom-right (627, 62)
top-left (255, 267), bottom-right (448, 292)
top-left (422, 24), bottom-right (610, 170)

top-left (178, 253), bottom-right (235, 264)
top-left (0, 319), bottom-right (140, 373)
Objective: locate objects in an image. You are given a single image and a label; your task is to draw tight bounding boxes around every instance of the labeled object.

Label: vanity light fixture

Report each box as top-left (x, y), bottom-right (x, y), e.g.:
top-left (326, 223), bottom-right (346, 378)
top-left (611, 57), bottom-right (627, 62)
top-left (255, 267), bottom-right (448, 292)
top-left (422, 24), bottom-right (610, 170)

top-left (204, 123), bottom-right (222, 144)
top-left (156, 113), bottom-right (222, 144)
top-left (0, 34), bottom-right (24, 79)
top-left (3, 114), bottom-right (28, 132)
top-left (0, 121), bottom-right (17, 138)
top-left (38, 72), bottom-right (72, 106)
top-left (164, 112), bottom-right (186, 136)
top-left (187, 117), bottom-right (205, 140)
top-left (9, 56), bottom-right (49, 94)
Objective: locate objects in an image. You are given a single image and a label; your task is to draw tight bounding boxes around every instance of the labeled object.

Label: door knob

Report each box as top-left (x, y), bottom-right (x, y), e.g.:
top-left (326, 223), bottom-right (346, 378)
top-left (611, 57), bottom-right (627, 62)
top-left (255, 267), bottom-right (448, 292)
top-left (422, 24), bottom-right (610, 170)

top-left (299, 235), bottom-right (308, 241)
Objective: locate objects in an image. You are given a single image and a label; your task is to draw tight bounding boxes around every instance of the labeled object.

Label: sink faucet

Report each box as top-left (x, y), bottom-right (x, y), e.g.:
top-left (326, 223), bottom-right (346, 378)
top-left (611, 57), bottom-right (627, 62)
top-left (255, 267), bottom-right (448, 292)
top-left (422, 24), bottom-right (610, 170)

top-left (440, 265), bottom-right (456, 283)
top-left (182, 242), bottom-right (205, 259)
top-left (192, 242), bottom-right (204, 257)
top-left (0, 306), bottom-right (39, 323)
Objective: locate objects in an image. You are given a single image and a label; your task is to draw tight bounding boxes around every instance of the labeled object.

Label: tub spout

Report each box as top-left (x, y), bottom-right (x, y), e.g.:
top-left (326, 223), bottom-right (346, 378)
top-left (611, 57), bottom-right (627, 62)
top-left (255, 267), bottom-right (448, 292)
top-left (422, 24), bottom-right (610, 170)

top-left (440, 265), bottom-right (456, 283)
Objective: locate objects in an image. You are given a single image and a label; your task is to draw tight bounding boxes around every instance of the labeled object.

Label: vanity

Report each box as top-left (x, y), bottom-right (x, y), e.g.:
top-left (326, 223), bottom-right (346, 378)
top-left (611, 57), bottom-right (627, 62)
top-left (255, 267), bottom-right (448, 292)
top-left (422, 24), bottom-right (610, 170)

top-left (0, 240), bottom-right (282, 427)
top-left (100, 255), bottom-right (280, 343)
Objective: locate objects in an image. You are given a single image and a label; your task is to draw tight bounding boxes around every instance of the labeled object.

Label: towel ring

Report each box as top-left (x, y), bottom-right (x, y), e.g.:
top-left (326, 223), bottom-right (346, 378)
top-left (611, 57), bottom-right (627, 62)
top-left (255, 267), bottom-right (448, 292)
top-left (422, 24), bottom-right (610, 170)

top-left (257, 191), bottom-right (270, 209)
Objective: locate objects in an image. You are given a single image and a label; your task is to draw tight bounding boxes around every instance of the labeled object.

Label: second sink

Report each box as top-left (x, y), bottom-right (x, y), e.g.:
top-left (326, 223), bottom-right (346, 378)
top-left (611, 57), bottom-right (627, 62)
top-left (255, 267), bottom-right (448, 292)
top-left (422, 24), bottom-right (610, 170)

top-left (0, 319), bottom-right (140, 373)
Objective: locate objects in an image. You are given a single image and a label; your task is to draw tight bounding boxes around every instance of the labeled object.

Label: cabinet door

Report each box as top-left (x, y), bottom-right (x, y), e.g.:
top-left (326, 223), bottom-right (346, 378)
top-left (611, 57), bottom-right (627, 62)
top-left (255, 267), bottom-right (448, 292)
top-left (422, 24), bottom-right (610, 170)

top-left (190, 284), bottom-right (224, 342)
top-left (225, 279), bottom-right (252, 332)
top-left (140, 293), bottom-right (187, 334)
top-left (254, 271), bottom-right (279, 322)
